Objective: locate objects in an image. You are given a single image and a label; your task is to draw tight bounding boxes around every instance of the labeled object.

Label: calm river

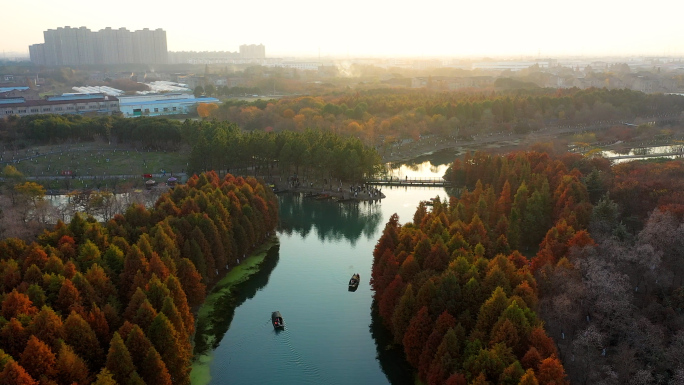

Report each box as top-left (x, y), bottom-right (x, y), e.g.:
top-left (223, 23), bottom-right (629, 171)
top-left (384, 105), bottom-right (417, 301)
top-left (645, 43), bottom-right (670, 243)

top-left (205, 162), bottom-right (450, 385)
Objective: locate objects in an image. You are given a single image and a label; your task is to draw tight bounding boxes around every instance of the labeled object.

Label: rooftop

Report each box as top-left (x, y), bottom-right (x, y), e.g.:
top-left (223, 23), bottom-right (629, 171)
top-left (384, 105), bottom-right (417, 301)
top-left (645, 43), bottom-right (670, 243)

top-left (119, 96), bottom-right (218, 106)
top-left (0, 94), bottom-right (118, 108)
top-left (0, 98), bottom-right (25, 105)
top-left (0, 87), bottom-right (30, 93)
top-left (47, 93), bottom-right (112, 102)
top-left (137, 81), bottom-right (191, 95)
top-left (71, 86), bottom-right (125, 96)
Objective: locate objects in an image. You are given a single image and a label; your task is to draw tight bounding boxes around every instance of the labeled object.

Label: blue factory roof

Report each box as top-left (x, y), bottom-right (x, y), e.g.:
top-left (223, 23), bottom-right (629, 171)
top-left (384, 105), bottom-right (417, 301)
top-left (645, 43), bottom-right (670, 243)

top-left (0, 98), bottom-right (25, 105)
top-left (0, 87), bottom-right (30, 93)
top-left (47, 93), bottom-right (106, 102)
top-left (119, 97), bottom-right (219, 106)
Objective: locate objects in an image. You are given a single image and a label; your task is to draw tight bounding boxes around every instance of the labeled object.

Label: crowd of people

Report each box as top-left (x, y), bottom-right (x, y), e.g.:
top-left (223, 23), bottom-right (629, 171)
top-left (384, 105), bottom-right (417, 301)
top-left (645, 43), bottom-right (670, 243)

top-left (348, 183), bottom-right (382, 199)
top-left (282, 174), bottom-right (385, 201)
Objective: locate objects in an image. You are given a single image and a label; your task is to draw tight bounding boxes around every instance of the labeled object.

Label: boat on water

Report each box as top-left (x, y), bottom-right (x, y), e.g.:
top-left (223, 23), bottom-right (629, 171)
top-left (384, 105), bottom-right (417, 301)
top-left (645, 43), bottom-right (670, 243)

top-left (271, 311), bottom-right (284, 330)
top-left (348, 273), bottom-right (360, 291)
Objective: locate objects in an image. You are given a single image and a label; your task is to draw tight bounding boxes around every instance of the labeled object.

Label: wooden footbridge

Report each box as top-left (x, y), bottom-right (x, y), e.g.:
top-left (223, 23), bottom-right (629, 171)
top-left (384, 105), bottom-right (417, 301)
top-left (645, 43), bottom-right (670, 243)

top-left (366, 177), bottom-right (453, 187)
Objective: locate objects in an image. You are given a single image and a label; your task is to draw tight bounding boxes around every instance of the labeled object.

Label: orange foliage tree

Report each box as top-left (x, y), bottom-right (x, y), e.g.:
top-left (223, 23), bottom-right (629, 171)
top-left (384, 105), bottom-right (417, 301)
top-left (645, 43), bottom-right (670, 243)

top-left (0, 172), bottom-right (279, 384)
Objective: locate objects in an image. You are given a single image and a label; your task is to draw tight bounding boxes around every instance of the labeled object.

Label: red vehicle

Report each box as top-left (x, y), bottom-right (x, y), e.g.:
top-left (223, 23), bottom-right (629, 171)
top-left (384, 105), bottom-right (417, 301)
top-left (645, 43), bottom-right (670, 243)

top-left (143, 173), bottom-right (153, 178)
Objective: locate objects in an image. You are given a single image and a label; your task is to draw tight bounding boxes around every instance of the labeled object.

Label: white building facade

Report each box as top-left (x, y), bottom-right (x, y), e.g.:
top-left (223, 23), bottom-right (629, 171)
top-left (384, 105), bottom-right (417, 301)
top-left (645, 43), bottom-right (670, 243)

top-left (118, 93), bottom-right (219, 117)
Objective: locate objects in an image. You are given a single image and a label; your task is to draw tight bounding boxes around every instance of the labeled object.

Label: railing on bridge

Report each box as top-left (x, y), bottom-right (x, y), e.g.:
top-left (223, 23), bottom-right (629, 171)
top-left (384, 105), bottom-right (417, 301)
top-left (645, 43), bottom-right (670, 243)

top-left (366, 176), bottom-right (452, 187)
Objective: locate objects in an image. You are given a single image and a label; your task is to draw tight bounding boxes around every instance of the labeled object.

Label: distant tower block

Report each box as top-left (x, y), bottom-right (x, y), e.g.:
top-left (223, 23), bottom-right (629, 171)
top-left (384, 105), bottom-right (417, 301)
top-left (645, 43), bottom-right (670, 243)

top-left (239, 44), bottom-right (265, 59)
top-left (29, 26), bottom-right (168, 65)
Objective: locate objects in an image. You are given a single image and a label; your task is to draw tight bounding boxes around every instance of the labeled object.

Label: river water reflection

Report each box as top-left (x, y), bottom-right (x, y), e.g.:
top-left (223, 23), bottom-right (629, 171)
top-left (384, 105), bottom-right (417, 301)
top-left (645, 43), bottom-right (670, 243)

top-left (205, 162), bottom-right (449, 385)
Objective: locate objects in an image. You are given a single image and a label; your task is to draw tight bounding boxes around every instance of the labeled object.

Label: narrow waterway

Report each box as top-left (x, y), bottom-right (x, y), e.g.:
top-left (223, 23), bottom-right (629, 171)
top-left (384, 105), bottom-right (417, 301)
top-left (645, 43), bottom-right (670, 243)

top-left (203, 162), bottom-right (450, 385)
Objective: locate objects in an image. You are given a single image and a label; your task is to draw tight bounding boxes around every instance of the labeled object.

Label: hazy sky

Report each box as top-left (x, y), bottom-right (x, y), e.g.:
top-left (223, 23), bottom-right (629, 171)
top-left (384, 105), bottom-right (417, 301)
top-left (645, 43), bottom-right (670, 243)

top-left (3, 0), bottom-right (684, 58)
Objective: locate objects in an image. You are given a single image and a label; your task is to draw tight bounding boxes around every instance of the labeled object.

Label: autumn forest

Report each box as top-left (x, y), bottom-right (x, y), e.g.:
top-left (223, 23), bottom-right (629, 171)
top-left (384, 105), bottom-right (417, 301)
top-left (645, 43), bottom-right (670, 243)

top-left (0, 84), bottom-right (683, 384)
top-left (0, 172), bottom-right (278, 384)
top-left (372, 150), bottom-right (684, 384)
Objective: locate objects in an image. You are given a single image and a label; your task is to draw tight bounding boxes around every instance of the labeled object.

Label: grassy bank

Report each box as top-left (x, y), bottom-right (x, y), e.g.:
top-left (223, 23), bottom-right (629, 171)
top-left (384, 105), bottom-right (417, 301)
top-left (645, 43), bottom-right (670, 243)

top-left (190, 237), bottom-right (280, 385)
top-left (5, 143), bottom-right (188, 178)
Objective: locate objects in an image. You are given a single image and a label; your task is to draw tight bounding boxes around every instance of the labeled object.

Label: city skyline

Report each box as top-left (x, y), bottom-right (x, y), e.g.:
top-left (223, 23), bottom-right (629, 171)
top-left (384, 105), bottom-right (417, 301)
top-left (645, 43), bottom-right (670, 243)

top-left (30, 26), bottom-right (168, 66)
top-left (2, 0), bottom-right (684, 58)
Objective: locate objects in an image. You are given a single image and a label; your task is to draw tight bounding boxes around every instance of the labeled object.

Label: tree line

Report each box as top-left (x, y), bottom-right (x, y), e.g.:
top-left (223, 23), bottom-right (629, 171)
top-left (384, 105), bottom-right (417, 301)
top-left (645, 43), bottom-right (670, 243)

top-left (3, 87), bottom-right (681, 156)
top-left (193, 85), bottom-right (262, 98)
top-left (209, 88), bottom-right (684, 144)
top-left (183, 120), bottom-right (382, 181)
top-left (0, 171), bottom-right (278, 384)
top-left (0, 116), bottom-right (383, 182)
top-left (0, 115), bottom-right (182, 150)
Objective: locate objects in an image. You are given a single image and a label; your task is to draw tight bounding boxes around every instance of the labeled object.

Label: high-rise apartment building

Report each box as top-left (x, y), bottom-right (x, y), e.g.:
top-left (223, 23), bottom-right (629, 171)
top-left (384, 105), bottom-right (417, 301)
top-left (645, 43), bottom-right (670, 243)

top-left (239, 44), bottom-right (266, 59)
top-left (97, 27), bottom-right (134, 64)
top-left (29, 26), bottom-right (167, 66)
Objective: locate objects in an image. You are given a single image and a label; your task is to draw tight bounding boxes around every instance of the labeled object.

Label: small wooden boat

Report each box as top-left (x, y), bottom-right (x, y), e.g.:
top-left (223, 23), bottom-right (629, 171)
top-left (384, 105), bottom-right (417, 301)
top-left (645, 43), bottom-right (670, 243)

top-left (348, 273), bottom-right (360, 291)
top-left (271, 311), bottom-right (284, 330)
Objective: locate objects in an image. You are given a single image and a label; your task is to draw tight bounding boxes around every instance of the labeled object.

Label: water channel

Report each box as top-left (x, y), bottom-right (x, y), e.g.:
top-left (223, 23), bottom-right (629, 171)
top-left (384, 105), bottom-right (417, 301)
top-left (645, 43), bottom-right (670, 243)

top-left (202, 162), bottom-right (450, 385)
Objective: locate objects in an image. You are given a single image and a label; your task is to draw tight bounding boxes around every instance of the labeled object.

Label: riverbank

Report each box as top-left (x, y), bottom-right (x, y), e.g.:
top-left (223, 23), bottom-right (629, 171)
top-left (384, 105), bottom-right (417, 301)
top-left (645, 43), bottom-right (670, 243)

top-left (195, 185), bottom-right (442, 385)
top-left (190, 237), bottom-right (280, 385)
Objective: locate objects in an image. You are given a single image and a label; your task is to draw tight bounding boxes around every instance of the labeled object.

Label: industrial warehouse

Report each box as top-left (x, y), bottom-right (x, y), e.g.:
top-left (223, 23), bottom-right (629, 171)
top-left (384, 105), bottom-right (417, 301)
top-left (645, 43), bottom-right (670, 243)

top-left (0, 86), bottom-right (219, 118)
top-left (0, 93), bottom-right (120, 116)
top-left (117, 93), bottom-right (219, 117)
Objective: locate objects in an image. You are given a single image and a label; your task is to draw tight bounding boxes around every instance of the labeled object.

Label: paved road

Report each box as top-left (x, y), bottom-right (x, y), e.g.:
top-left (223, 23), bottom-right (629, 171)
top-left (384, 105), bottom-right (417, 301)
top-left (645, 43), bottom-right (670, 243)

top-left (0, 172), bottom-right (188, 182)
